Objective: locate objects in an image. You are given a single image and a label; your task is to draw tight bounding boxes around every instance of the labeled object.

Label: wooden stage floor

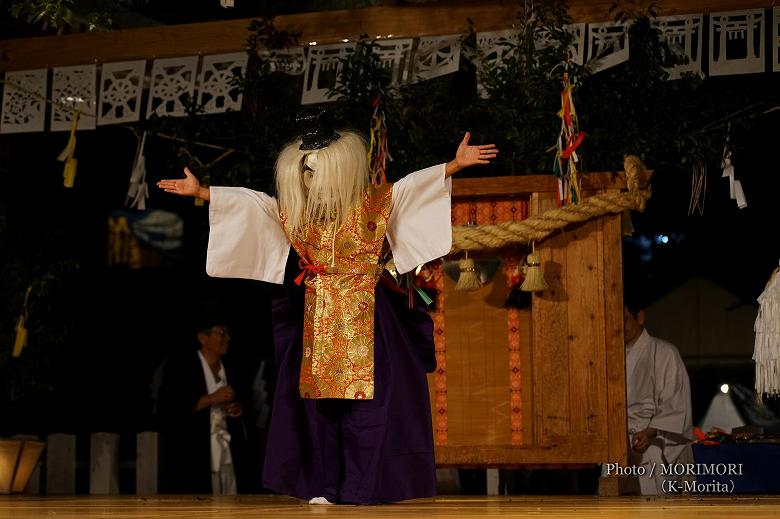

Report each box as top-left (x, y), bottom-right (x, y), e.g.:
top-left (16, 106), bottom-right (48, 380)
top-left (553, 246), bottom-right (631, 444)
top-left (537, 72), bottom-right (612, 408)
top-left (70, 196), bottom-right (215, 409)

top-left (2, 495), bottom-right (780, 518)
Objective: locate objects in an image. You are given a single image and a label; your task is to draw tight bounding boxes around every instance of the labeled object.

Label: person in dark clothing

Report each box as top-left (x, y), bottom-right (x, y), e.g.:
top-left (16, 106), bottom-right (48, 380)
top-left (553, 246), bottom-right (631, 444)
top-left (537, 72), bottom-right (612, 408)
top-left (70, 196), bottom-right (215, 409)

top-left (157, 315), bottom-right (248, 494)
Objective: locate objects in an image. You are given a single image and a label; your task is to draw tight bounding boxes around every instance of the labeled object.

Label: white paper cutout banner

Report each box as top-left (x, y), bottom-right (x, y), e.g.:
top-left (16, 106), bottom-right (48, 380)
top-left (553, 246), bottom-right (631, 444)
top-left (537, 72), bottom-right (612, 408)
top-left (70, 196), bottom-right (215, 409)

top-left (1, 69), bottom-right (47, 134)
top-left (587, 21), bottom-right (630, 73)
top-left (147, 56), bottom-right (199, 117)
top-left (258, 47), bottom-right (306, 75)
top-left (99, 60), bottom-right (146, 125)
top-left (412, 35), bottom-right (463, 82)
top-left (6, 7), bottom-right (780, 133)
top-left (198, 52), bottom-right (248, 114)
top-left (709, 9), bottom-right (765, 76)
top-left (477, 29), bottom-right (520, 70)
top-left (301, 42), bottom-right (355, 105)
top-left (773, 7), bottom-right (780, 73)
top-left (475, 29), bottom-right (520, 97)
top-left (535, 23), bottom-right (587, 65)
top-left (653, 14), bottom-right (704, 79)
top-left (51, 64), bottom-right (97, 131)
top-left (374, 38), bottom-right (414, 85)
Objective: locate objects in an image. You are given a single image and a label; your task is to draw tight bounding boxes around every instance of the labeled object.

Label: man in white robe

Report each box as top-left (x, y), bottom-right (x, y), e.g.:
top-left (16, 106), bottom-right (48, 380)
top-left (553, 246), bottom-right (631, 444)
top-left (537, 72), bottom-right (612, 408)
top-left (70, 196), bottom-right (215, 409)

top-left (624, 303), bottom-right (693, 495)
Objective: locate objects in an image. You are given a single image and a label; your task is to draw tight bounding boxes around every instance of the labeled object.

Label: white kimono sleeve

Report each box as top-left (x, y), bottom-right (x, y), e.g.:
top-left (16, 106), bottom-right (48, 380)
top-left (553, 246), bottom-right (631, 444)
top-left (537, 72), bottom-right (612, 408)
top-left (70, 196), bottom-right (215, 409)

top-left (648, 339), bottom-right (693, 440)
top-left (387, 163), bottom-right (452, 275)
top-left (206, 187), bottom-right (290, 284)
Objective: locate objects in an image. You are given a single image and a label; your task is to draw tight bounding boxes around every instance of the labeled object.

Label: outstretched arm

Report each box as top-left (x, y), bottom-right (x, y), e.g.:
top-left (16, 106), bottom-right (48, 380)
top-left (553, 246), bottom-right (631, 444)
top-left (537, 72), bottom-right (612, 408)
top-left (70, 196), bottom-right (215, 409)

top-left (157, 167), bottom-right (210, 201)
top-left (445, 132), bottom-right (498, 177)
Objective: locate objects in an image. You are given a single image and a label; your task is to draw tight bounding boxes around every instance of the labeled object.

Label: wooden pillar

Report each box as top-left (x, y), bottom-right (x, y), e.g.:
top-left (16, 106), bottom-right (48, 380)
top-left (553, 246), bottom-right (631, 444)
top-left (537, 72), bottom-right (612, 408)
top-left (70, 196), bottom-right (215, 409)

top-left (486, 468), bottom-right (500, 496)
top-left (89, 432), bottom-right (119, 495)
top-left (135, 431), bottom-right (158, 495)
top-left (46, 433), bottom-right (76, 495)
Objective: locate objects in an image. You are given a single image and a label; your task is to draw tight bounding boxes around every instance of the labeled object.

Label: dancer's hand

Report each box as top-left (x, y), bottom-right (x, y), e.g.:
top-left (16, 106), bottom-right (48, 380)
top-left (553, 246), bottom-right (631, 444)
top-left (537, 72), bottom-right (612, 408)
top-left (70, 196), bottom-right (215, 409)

top-left (446, 132), bottom-right (498, 177)
top-left (157, 167), bottom-right (207, 199)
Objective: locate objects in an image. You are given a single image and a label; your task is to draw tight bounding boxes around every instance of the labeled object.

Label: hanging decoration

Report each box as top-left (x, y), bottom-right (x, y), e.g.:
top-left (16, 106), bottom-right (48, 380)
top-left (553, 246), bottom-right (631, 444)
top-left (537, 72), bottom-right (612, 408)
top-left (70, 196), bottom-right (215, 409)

top-left (720, 124), bottom-right (747, 209)
top-left (367, 94), bottom-right (389, 185)
top-left (51, 64), bottom-right (97, 131)
top-left (98, 60), bottom-right (146, 125)
top-left (709, 9), bottom-right (765, 76)
top-left (0, 70), bottom-right (47, 134)
top-left (198, 52), bottom-right (249, 114)
top-left (126, 131), bottom-right (149, 210)
top-left (688, 160), bottom-right (706, 216)
top-left (476, 29), bottom-right (520, 98)
top-left (146, 56), bottom-right (199, 118)
top-left (373, 38), bottom-right (414, 85)
top-left (455, 251), bottom-right (482, 291)
top-left (3, 5), bottom-right (780, 131)
top-left (754, 264), bottom-right (780, 395)
top-left (586, 21), bottom-right (630, 73)
top-left (535, 23), bottom-right (587, 66)
top-left (411, 35), bottom-right (463, 82)
top-left (520, 243), bottom-right (549, 293)
top-left (301, 42), bottom-right (356, 104)
top-left (12, 286), bottom-right (32, 358)
top-left (57, 112), bottom-right (79, 188)
top-left (652, 14), bottom-right (704, 79)
top-left (553, 71), bottom-right (585, 206)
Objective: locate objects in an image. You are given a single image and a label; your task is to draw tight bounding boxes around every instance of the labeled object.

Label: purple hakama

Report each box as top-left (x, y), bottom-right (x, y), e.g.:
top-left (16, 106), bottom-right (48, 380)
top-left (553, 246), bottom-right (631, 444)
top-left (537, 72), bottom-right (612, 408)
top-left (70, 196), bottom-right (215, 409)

top-left (263, 280), bottom-right (437, 504)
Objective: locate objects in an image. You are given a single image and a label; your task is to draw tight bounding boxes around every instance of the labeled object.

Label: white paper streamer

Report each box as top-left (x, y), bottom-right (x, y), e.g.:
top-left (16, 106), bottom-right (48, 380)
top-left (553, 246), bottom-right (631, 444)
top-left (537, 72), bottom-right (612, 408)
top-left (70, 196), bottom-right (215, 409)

top-left (126, 132), bottom-right (149, 210)
top-left (720, 129), bottom-right (747, 209)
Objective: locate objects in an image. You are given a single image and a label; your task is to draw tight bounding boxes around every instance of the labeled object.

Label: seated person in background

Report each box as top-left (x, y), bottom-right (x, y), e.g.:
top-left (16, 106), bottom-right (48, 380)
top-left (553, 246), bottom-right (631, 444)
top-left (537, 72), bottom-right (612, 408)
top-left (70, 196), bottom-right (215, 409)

top-left (157, 306), bottom-right (248, 494)
top-left (623, 290), bottom-right (693, 495)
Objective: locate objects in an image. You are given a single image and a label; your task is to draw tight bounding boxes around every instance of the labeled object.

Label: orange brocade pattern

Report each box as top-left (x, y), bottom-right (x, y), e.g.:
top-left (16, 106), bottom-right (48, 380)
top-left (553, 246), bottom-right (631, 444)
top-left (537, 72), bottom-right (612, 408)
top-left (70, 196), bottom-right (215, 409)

top-left (284, 184), bottom-right (393, 400)
top-left (450, 199), bottom-right (528, 446)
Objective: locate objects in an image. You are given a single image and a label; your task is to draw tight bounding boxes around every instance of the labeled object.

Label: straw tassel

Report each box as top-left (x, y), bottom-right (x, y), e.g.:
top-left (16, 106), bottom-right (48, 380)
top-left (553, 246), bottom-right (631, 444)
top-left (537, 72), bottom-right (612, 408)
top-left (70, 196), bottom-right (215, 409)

top-left (12, 286), bottom-right (32, 358)
top-left (520, 243), bottom-right (549, 293)
top-left (57, 112), bottom-right (79, 188)
top-left (456, 251), bottom-right (482, 291)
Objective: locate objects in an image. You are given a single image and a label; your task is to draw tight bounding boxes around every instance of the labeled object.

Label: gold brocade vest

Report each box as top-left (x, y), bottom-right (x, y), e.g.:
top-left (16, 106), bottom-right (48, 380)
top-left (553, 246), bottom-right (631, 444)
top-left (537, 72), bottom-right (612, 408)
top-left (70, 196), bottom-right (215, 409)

top-left (282, 184), bottom-right (393, 400)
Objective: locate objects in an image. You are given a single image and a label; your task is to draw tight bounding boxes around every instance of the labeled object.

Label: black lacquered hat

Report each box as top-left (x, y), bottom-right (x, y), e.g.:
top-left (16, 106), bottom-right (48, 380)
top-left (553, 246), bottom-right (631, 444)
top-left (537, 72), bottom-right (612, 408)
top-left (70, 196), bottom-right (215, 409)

top-left (296, 107), bottom-right (340, 150)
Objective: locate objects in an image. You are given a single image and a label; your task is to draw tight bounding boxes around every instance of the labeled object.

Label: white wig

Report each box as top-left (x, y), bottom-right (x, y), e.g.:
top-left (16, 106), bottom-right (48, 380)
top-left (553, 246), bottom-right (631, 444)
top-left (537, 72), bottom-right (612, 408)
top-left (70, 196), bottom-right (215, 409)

top-left (275, 131), bottom-right (369, 235)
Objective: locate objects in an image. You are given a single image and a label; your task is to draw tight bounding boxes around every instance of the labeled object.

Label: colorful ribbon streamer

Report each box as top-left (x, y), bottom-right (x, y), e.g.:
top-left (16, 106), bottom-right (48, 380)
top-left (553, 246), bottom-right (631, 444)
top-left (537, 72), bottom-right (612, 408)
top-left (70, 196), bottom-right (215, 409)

top-left (368, 94), bottom-right (390, 185)
top-left (552, 72), bottom-right (585, 205)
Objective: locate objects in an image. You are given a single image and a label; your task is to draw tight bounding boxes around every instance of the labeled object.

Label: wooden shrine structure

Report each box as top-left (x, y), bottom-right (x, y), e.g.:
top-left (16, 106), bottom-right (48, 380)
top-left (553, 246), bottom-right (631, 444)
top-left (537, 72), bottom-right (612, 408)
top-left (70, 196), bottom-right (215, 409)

top-left (434, 172), bottom-right (636, 470)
